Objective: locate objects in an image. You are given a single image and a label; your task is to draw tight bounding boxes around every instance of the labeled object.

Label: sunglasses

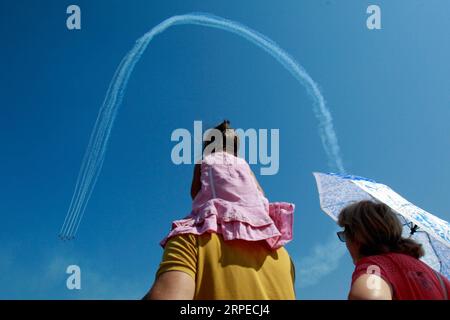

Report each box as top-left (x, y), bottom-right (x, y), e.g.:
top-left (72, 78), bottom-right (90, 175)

top-left (337, 230), bottom-right (347, 242)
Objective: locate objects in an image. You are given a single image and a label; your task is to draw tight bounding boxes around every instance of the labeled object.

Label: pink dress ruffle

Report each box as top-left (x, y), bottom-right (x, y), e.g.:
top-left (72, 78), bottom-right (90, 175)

top-left (160, 152), bottom-right (295, 250)
top-left (160, 200), bottom-right (294, 249)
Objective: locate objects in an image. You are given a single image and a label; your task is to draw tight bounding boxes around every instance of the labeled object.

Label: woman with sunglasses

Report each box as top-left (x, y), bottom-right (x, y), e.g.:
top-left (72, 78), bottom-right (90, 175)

top-left (337, 200), bottom-right (449, 300)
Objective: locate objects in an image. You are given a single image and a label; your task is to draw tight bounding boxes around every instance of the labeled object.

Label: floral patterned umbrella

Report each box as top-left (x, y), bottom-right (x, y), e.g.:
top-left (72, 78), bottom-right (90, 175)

top-left (313, 172), bottom-right (450, 279)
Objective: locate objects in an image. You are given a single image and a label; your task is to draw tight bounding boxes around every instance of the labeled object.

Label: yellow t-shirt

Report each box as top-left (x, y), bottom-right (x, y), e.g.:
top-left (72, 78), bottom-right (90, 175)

top-left (156, 232), bottom-right (296, 300)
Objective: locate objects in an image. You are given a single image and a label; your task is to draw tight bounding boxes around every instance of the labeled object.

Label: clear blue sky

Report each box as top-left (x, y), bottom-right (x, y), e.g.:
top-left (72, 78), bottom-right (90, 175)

top-left (1, 0), bottom-right (449, 299)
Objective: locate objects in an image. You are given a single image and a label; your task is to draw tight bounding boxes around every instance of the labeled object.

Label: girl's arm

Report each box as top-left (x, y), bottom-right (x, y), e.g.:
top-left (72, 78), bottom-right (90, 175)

top-left (190, 163), bottom-right (201, 199)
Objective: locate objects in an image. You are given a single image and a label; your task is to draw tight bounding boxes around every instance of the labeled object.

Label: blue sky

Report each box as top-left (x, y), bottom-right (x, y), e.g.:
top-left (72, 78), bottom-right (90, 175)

top-left (1, 0), bottom-right (449, 299)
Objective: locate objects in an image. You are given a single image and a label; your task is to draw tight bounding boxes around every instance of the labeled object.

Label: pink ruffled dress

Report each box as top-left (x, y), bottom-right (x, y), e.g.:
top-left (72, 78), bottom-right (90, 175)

top-left (160, 151), bottom-right (294, 250)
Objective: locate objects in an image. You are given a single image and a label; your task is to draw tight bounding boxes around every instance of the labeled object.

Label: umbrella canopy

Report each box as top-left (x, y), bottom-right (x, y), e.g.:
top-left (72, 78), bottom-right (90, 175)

top-left (313, 172), bottom-right (450, 279)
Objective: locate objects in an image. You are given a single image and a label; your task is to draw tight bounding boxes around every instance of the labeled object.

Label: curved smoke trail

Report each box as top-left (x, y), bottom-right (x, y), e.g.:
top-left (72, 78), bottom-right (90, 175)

top-left (59, 12), bottom-right (345, 239)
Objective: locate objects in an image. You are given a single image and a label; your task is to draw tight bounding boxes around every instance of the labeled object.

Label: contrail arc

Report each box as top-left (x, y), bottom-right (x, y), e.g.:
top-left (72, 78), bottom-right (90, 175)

top-left (59, 12), bottom-right (345, 240)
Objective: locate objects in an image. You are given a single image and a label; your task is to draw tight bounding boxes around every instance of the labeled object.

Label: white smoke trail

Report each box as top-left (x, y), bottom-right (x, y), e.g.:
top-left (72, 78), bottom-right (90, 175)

top-left (296, 231), bottom-right (347, 289)
top-left (60, 12), bottom-right (345, 240)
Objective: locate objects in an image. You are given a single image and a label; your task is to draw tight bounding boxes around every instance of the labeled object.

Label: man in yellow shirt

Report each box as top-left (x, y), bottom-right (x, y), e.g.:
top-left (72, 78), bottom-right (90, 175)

top-left (145, 232), bottom-right (296, 300)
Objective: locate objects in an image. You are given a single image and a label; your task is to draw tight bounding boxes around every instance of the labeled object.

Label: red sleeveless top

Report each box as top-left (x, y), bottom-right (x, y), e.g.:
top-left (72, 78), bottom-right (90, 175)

top-left (352, 253), bottom-right (449, 300)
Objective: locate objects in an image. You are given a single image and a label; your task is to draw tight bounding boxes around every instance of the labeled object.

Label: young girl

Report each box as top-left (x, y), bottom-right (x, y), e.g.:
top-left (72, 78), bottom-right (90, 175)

top-left (148, 120), bottom-right (295, 299)
top-left (160, 120), bottom-right (294, 250)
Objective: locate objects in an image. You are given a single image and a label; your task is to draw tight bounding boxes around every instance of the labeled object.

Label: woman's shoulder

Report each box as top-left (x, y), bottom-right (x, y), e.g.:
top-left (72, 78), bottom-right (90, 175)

top-left (357, 252), bottom-right (417, 267)
top-left (352, 254), bottom-right (396, 287)
top-left (355, 253), bottom-right (423, 278)
top-left (353, 254), bottom-right (398, 278)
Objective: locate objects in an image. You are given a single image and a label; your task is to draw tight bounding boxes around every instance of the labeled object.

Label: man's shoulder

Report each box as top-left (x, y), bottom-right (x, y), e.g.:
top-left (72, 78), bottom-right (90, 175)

top-left (165, 233), bottom-right (199, 249)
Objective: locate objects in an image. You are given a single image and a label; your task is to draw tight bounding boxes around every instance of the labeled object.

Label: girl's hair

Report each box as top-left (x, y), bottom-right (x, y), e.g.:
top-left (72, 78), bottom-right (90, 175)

top-left (203, 120), bottom-right (239, 156)
top-left (338, 200), bottom-right (424, 259)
